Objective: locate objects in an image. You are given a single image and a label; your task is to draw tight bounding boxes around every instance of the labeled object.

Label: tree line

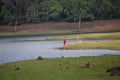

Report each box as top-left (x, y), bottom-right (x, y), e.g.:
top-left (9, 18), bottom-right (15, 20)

top-left (0, 0), bottom-right (119, 25)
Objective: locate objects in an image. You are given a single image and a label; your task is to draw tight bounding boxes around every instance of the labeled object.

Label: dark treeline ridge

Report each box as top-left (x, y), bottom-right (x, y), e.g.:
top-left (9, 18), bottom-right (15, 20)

top-left (0, 0), bottom-right (119, 25)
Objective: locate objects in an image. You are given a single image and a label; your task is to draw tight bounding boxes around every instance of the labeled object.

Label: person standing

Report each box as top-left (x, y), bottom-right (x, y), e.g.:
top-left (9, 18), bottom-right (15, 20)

top-left (64, 40), bottom-right (66, 50)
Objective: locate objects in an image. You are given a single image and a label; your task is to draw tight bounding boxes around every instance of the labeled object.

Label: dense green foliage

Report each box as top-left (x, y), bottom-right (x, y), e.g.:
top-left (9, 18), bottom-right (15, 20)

top-left (0, 0), bottom-right (119, 25)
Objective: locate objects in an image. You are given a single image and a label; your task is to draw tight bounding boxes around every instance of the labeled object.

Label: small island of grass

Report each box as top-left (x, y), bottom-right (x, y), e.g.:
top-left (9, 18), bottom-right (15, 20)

top-left (59, 40), bottom-right (120, 50)
top-left (43, 32), bottom-right (120, 50)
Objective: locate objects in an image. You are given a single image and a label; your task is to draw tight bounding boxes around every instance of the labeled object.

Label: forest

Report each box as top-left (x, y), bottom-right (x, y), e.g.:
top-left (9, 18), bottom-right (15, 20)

top-left (0, 0), bottom-right (120, 25)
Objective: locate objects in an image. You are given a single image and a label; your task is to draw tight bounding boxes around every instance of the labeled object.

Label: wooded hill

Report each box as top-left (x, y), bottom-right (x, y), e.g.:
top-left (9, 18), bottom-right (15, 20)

top-left (0, 0), bottom-right (120, 25)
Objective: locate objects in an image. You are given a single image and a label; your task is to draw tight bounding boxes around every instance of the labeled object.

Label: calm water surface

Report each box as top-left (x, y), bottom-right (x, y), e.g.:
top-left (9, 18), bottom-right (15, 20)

top-left (0, 36), bottom-right (120, 65)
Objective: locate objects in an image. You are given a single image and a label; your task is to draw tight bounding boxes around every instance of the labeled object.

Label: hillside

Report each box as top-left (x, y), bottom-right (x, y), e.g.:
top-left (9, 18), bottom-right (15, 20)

top-left (0, 19), bottom-right (120, 35)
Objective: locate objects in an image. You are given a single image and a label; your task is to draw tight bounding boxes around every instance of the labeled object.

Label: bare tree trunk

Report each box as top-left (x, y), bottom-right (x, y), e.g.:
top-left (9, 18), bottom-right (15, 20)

top-left (14, 21), bottom-right (17, 33)
top-left (78, 16), bottom-right (81, 30)
top-left (78, 16), bottom-right (81, 40)
top-left (14, 21), bottom-right (17, 37)
top-left (78, 20), bottom-right (80, 30)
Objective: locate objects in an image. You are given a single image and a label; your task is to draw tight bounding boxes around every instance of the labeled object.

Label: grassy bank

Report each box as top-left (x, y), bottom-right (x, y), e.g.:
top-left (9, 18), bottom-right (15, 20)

top-left (45, 32), bottom-right (120, 40)
top-left (60, 40), bottom-right (120, 50)
top-left (0, 30), bottom-right (74, 37)
top-left (0, 55), bottom-right (120, 80)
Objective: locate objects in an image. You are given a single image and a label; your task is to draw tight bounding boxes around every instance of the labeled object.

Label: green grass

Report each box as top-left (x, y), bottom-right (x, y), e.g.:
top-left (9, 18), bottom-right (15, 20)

top-left (0, 55), bottom-right (120, 80)
top-left (60, 40), bottom-right (120, 50)
top-left (45, 32), bottom-right (120, 40)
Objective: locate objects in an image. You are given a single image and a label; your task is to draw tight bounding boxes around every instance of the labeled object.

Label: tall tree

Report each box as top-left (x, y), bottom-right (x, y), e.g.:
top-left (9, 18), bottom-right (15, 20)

top-left (111, 0), bottom-right (120, 18)
top-left (91, 0), bottom-right (114, 19)
top-left (1, 5), bottom-right (15, 25)
top-left (26, 5), bottom-right (39, 23)
top-left (0, 0), bottom-right (4, 24)
top-left (40, 0), bottom-right (63, 21)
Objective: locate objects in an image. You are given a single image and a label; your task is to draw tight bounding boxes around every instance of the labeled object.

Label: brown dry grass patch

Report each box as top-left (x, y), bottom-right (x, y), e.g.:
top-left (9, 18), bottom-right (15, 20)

top-left (0, 19), bottom-right (120, 33)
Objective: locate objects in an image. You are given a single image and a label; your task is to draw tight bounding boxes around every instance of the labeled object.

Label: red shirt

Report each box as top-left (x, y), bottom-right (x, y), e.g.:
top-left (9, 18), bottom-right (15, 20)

top-left (64, 40), bottom-right (66, 45)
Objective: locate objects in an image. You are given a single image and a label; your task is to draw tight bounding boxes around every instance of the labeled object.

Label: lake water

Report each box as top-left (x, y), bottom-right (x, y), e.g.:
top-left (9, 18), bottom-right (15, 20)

top-left (0, 36), bottom-right (120, 65)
